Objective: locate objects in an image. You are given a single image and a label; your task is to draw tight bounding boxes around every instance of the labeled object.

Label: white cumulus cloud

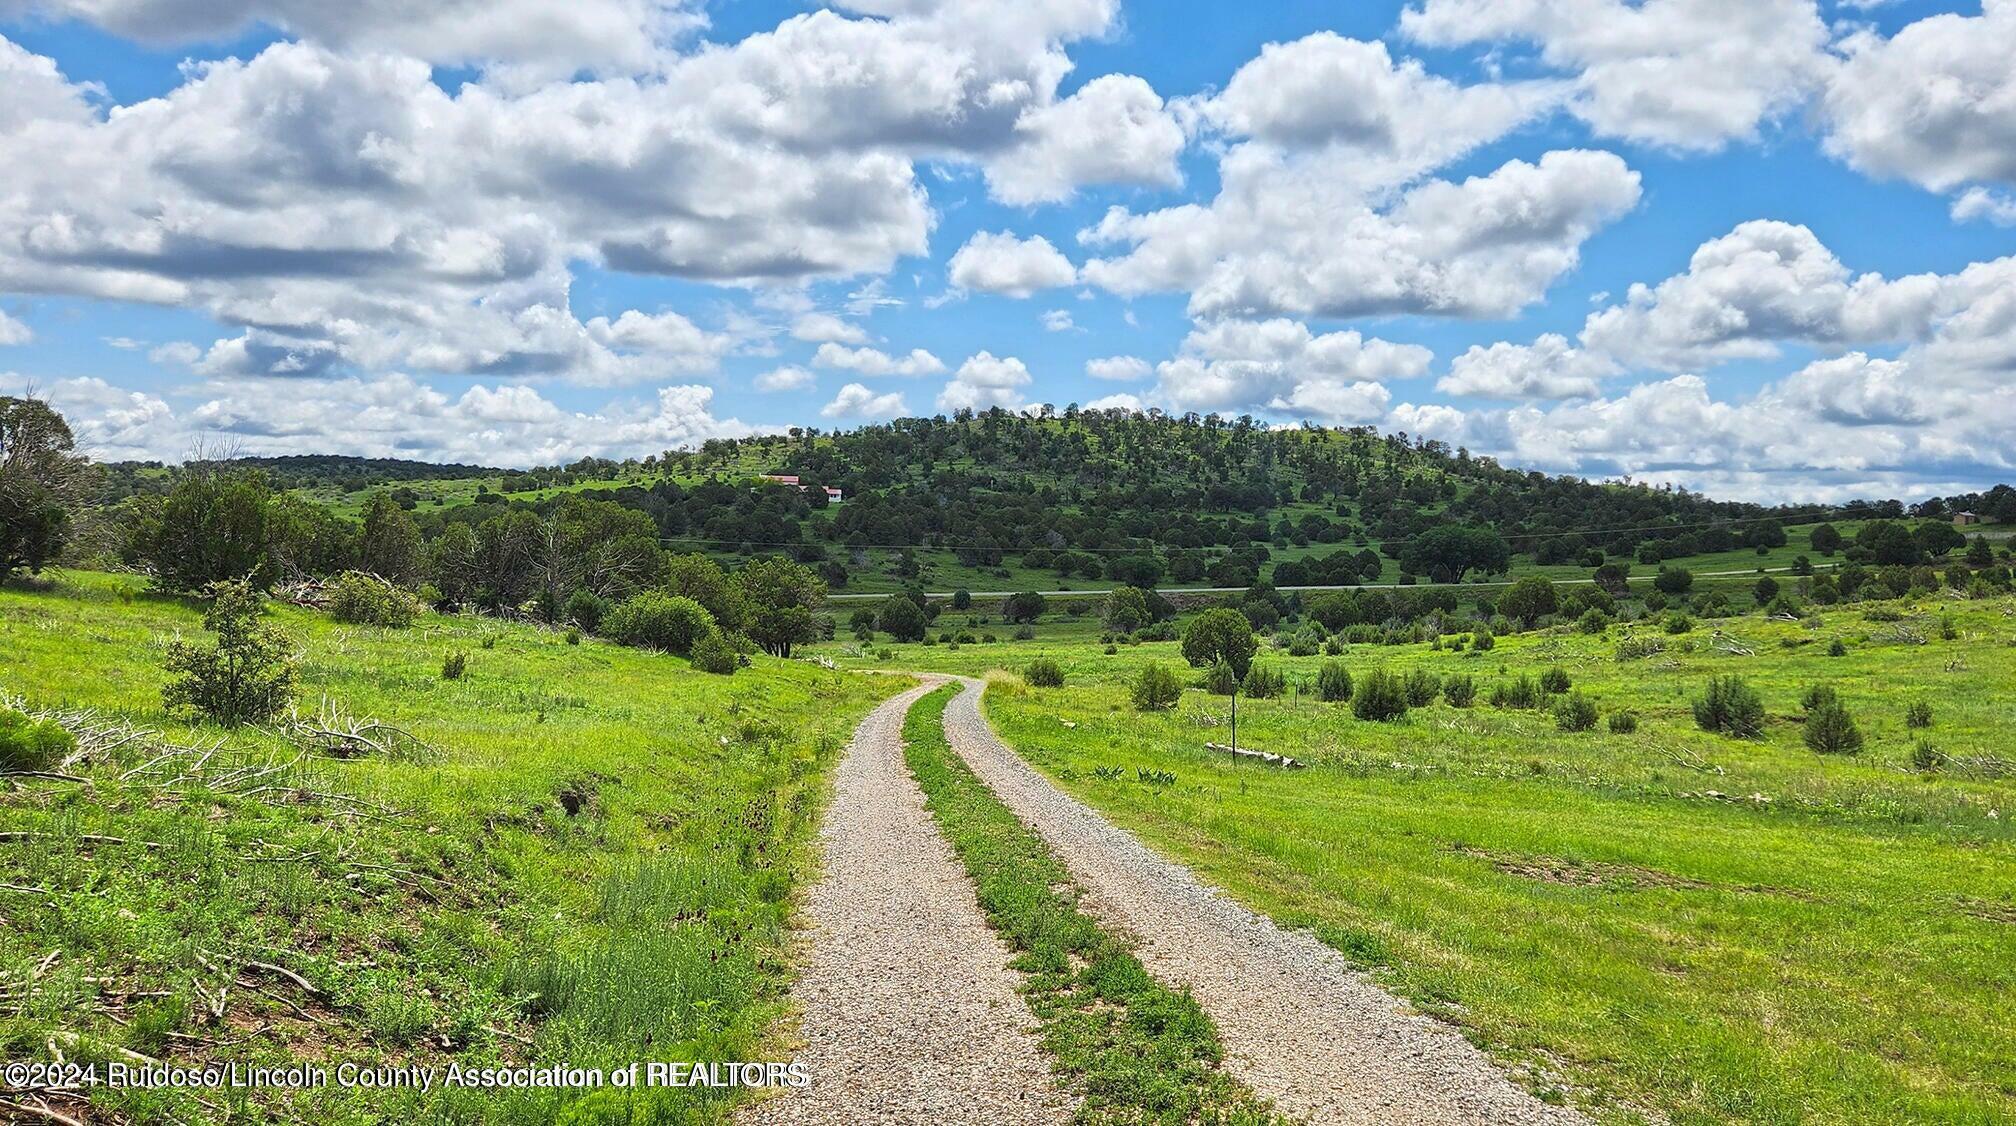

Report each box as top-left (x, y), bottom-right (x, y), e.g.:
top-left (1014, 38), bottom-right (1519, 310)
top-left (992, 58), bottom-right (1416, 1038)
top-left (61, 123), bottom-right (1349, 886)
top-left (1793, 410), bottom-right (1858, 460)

top-left (1085, 355), bottom-right (1150, 381)
top-left (821, 381), bottom-right (908, 419)
top-left (938, 351), bottom-right (1033, 412)
top-left (985, 73), bottom-right (1186, 205)
top-left (0, 310), bottom-right (31, 345)
top-left (1437, 334), bottom-right (1613, 400)
top-left (812, 342), bottom-right (946, 377)
top-left (1401, 0), bottom-right (1832, 151)
top-left (947, 231), bottom-right (1079, 297)
top-left (753, 365), bottom-right (815, 392)
top-left (1152, 318), bottom-right (1431, 423)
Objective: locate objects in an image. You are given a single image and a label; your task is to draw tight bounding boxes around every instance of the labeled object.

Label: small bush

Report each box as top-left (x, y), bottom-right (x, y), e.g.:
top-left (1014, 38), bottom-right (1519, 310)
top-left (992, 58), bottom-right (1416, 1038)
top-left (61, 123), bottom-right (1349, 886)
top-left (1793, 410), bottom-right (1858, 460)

top-left (1607, 711), bottom-right (1639, 734)
top-left (1799, 684), bottom-right (1839, 712)
top-left (1025, 658), bottom-right (1065, 688)
top-left (1538, 667), bottom-right (1572, 694)
top-left (1693, 675), bottom-right (1765, 738)
top-left (1286, 627), bottom-right (1323, 657)
top-left (1910, 739), bottom-right (1944, 772)
top-left (1615, 637), bottom-right (1665, 661)
top-left (1491, 676), bottom-right (1541, 710)
top-left (1352, 669), bottom-right (1409, 722)
top-left (328, 571), bottom-right (422, 628)
top-left (1905, 701), bottom-right (1933, 729)
top-left (1554, 693), bottom-right (1598, 732)
top-left (163, 580), bottom-right (297, 727)
top-left (1472, 629), bottom-right (1495, 651)
top-left (602, 592), bottom-right (717, 655)
top-left (1201, 661), bottom-right (1239, 696)
top-left (1013, 625), bottom-right (1036, 640)
top-left (565, 629), bottom-right (581, 645)
top-left (1131, 662), bottom-right (1183, 711)
top-left (1803, 698), bottom-right (1864, 754)
top-left (441, 651), bottom-right (467, 680)
top-left (1242, 664), bottom-right (1286, 699)
top-left (1828, 639), bottom-right (1848, 657)
top-left (1443, 675), bottom-right (1476, 708)
top-left (1578, 608), bottom-right (1612, 634)
top-left (1103, 644), bottom-right (1118, 655)
top-left (1403, 669), bottom-right (1440, 707)
top-left (563, 589), bottom-right (608, 632)
top-left (1316, 661), bottom-right (1353, 702)
top-left (1940, 615), bottom-right (1959, 641)
top-left (0, 708), bottom-right (76, 772)
top-left (1664, 612), bottom-right (1694, 635)
top-left (689, 630), bottom-right (739, 675)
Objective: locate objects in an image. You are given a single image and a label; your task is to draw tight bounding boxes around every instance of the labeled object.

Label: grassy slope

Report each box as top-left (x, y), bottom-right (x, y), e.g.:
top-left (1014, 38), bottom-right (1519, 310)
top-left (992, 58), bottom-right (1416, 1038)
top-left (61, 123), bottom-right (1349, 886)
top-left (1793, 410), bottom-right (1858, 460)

top-left (816, 599), bottom-right (2016, 1124)
top-left (0, 570), bottom-right (903, 1124)
top-left (899, 687), bottom-right (1282, 1126)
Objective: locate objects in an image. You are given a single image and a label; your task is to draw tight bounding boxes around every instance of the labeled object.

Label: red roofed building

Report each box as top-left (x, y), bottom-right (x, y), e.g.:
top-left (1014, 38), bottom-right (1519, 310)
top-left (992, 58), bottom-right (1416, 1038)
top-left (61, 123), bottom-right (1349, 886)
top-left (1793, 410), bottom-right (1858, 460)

top-left (762, 474), bottom-right (843, 502)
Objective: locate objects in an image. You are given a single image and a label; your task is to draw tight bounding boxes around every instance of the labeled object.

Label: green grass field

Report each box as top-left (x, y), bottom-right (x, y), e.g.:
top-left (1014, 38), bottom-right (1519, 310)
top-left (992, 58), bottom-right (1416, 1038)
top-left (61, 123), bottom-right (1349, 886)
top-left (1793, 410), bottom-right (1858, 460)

top-left (0, 570), bottom-right (904, 1124)
top-left (815, 598), bottom-right (2016, 1123)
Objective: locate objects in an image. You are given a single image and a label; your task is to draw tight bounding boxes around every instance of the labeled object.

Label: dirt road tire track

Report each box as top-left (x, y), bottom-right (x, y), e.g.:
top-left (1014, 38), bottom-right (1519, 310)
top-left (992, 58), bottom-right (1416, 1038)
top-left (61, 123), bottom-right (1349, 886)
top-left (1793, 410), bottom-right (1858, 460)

top-left (742, 680), bottom-right (1072, 1126)
top-left (940, 676), bottom-right (1587, 1125)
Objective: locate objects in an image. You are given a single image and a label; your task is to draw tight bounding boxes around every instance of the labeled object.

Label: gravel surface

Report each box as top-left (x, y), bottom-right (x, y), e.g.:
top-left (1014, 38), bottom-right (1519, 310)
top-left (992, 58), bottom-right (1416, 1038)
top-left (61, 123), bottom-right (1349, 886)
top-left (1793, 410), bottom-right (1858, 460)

top-left (942, 677), bottom-right (1588, 1125)
top-left (743, 680), bottom-right (1073, 1126)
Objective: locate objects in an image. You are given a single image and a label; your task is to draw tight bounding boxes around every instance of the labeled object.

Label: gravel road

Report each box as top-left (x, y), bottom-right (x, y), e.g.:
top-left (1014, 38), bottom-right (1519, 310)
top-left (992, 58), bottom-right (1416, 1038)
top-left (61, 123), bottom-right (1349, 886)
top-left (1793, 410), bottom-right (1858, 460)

top-left (941, 677), bottom-right (1587, 1125)
top-left (743, 680), bottom-right (1073, 1126)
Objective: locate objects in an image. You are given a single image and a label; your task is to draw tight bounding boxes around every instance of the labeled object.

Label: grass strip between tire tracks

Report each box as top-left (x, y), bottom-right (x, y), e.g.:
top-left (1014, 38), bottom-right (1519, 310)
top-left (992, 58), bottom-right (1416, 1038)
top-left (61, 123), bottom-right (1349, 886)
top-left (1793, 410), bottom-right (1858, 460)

top-left (900, 685), bottom-right (1290, 1126)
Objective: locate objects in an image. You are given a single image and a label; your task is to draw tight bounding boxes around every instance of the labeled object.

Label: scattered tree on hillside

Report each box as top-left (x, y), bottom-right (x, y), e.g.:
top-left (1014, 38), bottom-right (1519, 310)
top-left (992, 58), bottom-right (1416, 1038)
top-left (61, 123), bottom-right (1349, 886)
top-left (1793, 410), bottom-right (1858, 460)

top-left (1742, 519), bottom-right (1787, 549)
top-left (1499, 576), bottom-right (1558, 627)
top-left (358, 492), bottom-right (426, 586)
top-left (1856, 521), bottom-right (1922, 566)
top-left (162, 580), bottom-right (298, 726)
top-left (1104, 585), bottom-right (1152, 633)
top-left (1002, 591), bottom-right (1047, 623)
top-left (1180, 608), bottom-right (1257, 677)
top-left (1396, 524), bottom-right (1510, 582)
top-left (1593, 561), bottom-right (1632, 595)
top-left (1912, 521), bottom-right (1965, 559)
top-left (877, 594), bottom-right (927, 642)
top-left (0, 396), bottom-right (86, 582)
top-left (133, 468), bottom-right (282, 592)
top-left (663, 553), bottom-right (746, 630)
top-left (737, 556), bottom-right (825, 658)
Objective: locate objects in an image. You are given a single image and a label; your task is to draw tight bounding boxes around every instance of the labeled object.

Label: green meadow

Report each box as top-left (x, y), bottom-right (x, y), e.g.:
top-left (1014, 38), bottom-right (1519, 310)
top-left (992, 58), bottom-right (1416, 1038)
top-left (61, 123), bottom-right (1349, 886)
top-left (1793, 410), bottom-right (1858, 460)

top-left (0, 569), bottom-right (903, 1124)
top-left (815, 597), bottom-right (2016, 1124)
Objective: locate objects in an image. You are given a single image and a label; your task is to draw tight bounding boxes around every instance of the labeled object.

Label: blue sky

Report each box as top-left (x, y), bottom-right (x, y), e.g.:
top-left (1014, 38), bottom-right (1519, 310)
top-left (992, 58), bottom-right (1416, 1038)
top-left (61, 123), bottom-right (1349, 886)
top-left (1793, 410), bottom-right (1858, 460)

top-left (2, 0), bottom-right (2014, 501)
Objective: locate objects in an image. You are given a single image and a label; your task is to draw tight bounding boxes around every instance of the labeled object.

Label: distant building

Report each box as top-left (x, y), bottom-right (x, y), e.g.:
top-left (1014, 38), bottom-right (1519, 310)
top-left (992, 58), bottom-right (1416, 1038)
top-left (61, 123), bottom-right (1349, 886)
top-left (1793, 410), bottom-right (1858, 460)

top-left (761, 474), bottom-right (843, 503)
top-left (1954, 511), bottom-right (1981, 526)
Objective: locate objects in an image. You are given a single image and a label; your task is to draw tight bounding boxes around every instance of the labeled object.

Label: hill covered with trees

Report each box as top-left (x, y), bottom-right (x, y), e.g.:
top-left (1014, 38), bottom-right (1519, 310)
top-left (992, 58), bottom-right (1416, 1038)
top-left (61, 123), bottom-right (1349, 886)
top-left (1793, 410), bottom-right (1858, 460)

top-left (64, 407), bottom-right (2016, 602)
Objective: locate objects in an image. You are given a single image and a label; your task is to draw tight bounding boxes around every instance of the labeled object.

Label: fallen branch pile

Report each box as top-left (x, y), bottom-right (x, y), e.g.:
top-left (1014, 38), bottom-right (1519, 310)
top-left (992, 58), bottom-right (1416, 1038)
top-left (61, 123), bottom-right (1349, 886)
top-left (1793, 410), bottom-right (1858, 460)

top-left (1203, 742), bottom-right (1305, 769)
top-left (1709, 631), bottom-right (1755, 656)
top-left (275, 697), bottom-right (436, 761)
